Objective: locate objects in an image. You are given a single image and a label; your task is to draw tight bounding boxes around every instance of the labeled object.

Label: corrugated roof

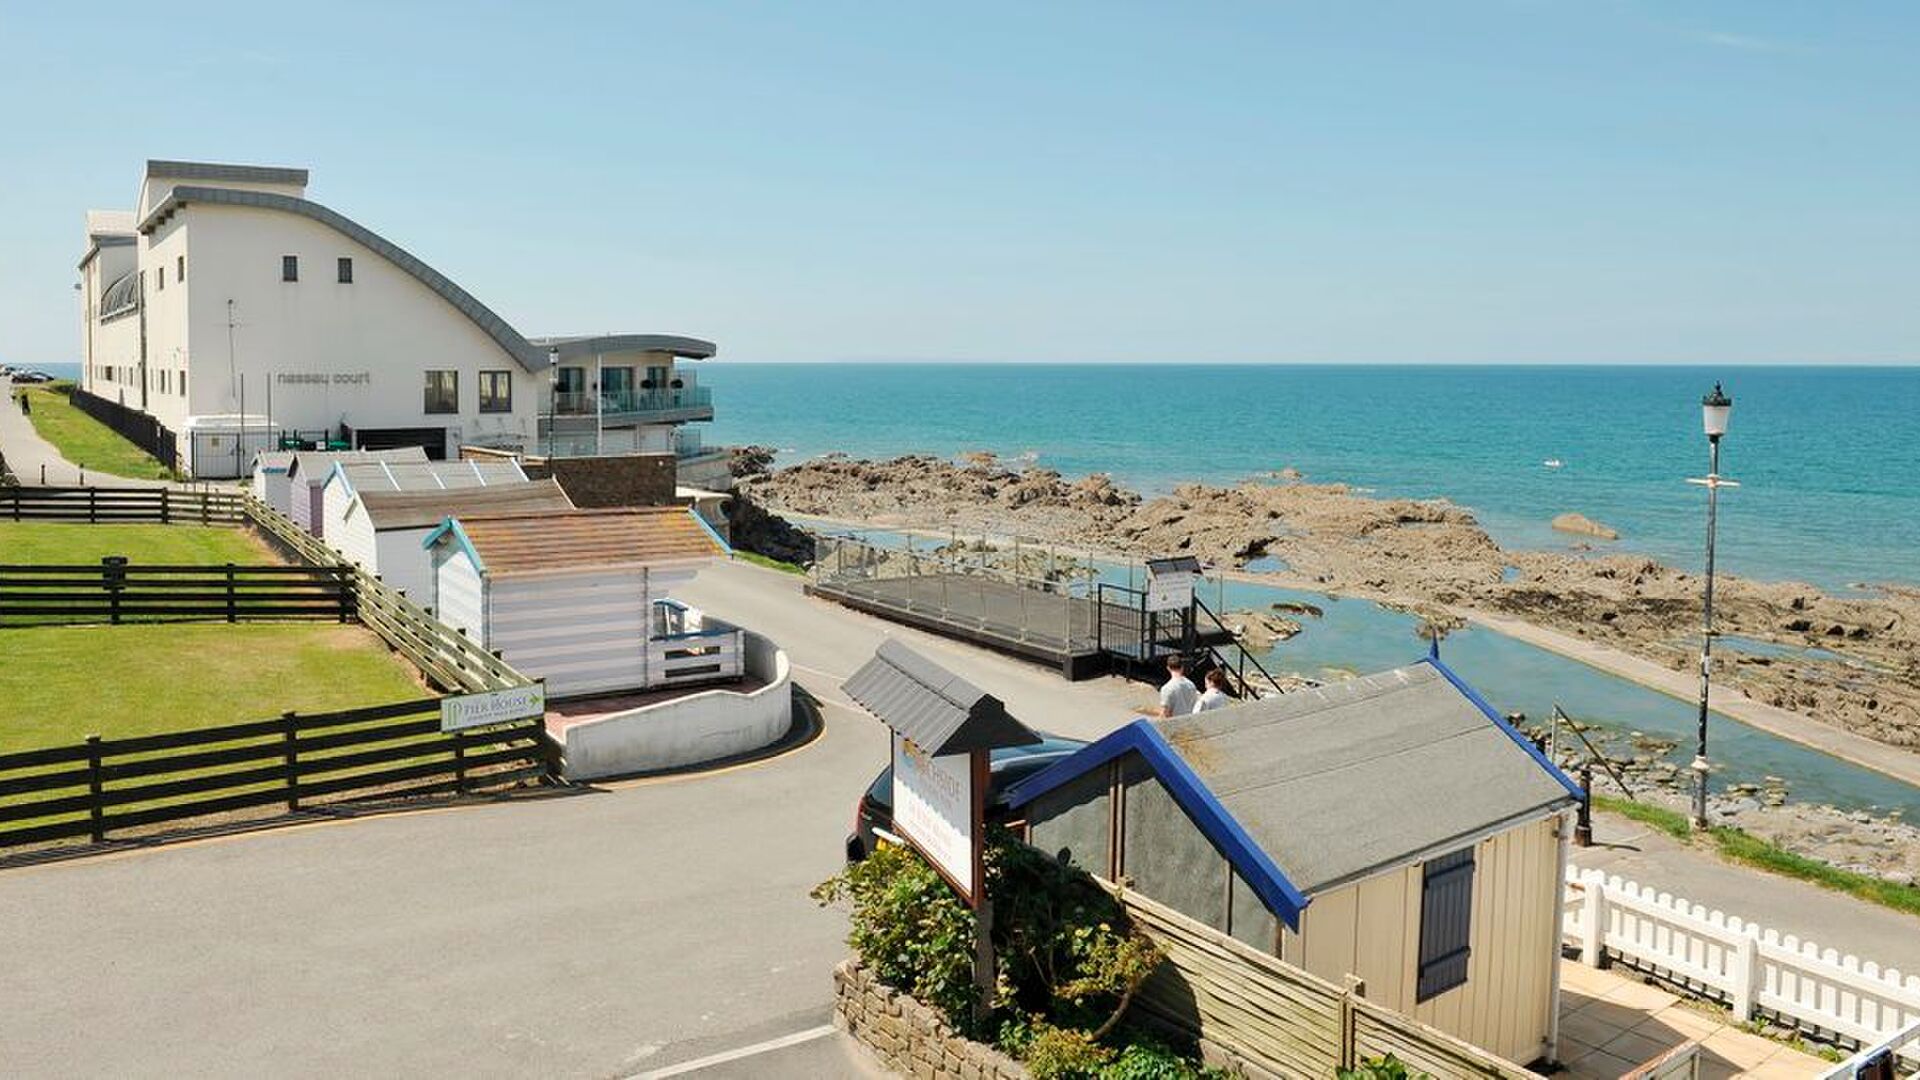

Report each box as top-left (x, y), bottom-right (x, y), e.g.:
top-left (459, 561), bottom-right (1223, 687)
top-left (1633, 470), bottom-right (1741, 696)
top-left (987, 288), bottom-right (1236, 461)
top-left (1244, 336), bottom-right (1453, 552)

top-left (450, 507), bottom-right (725, 575)
top-left (357, 478), bottom-right (573, 531)
top-left (842, 640), bottom-right (1041, 756)
top-left (1145, 663), bottom-right (1577, 894)
top-left (285, 446), bottom-right (428, 482)
top-left (334, 459), bottom-right (527, 495)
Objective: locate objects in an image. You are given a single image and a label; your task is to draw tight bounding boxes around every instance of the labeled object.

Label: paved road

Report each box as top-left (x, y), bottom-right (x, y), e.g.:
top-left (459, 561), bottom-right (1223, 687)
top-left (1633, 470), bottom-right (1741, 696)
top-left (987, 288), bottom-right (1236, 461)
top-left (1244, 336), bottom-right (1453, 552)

top-left (0, 559), bottom-right (1147, 1078)
top-left (0, 376), bottom-right (172, 487)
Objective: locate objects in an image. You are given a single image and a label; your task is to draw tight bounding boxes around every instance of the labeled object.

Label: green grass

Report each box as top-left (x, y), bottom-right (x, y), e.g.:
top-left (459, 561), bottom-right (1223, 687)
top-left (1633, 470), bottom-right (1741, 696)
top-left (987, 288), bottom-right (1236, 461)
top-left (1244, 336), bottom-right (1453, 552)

top-left (0, 623), bottom-right (426, 747)
top-left (0, 522), bottom-right (273, 566)
top-left (12, 382), bottom-right (175, 480)
top-left (1594, 795), bottom-right (1920, 918)
top-left (735, 550), bottom-right (806, 575)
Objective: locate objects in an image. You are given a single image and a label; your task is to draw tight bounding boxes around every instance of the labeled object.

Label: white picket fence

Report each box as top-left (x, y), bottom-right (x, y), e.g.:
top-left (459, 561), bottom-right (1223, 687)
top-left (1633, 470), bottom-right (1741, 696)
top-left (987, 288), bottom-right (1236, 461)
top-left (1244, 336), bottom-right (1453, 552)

top-left (1563, 867), bottom-right (1920, 1063)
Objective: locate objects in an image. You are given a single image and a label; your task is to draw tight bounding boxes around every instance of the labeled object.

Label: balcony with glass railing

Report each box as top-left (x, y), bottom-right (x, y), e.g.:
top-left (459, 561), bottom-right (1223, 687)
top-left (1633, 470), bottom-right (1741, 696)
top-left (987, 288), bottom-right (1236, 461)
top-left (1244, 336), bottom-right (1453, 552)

top-left (549, 385), bottom-right (713, 421)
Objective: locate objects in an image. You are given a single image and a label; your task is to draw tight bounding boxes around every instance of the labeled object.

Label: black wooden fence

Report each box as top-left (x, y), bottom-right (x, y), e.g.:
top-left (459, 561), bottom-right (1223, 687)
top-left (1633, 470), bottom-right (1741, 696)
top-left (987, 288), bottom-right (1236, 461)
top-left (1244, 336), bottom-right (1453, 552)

top-left (0, 700), bottom-right (547, 851)
top-left (68, 387), bottom-right (179, 472)
top-left (0, 560), bottom-right (354, 624)
top-left (0, 485), bottom-right (244, 524)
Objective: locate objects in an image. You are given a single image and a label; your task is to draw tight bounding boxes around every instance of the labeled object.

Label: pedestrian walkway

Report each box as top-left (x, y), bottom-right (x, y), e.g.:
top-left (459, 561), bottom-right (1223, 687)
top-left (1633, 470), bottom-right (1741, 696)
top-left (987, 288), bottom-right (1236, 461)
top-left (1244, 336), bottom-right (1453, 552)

top-left (1558, 961), bottom-right (1827, 1078)
top-left (1573, 808), bottom-right (1920, 974)
top-left (1, 377), bottom-right (169, 488)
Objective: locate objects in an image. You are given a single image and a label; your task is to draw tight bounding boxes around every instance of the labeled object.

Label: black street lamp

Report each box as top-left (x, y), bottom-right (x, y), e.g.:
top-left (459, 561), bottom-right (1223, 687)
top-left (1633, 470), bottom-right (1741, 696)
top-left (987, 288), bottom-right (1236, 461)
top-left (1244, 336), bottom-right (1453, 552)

top-left (546, 346), bottom-right (559, 459)
top-left (1688, 382), bottom-right (1737, 830)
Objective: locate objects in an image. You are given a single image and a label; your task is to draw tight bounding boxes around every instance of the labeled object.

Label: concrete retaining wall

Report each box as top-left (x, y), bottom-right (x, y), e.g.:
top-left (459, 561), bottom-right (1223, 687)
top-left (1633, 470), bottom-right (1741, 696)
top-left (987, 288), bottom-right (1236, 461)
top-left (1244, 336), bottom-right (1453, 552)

top-left (556, 630), bottom-right (791, 780)
top-left (832, 960), bottom-right (1027, 1080)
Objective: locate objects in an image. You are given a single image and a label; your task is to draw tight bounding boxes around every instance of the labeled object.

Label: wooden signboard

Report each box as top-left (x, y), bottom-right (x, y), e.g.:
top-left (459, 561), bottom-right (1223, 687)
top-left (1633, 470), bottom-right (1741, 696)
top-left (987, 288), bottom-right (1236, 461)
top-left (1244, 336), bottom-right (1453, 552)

top-left (891, 732), bottom-right (987, 908)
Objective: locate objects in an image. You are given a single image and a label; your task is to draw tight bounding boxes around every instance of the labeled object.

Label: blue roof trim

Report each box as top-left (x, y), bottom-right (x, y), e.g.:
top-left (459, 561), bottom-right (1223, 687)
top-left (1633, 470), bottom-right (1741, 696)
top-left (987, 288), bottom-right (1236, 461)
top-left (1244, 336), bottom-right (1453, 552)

top-left (420, 516), bottom-right (487, 574)
top-left (1005, 719), bottom-right (1309, 929)
top-left (1422, 656), bottom-right (1586, 801)
top-left (686, 506), bottom-right (733, 556)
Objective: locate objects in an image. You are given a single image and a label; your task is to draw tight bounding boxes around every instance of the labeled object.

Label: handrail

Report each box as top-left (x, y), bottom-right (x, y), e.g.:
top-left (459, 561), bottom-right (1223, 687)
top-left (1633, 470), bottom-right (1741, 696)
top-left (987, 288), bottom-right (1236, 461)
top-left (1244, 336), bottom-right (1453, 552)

top-left (1820, 1018), bottom-right (1920, 1077)
top-left (1193, 594), bottom-right (1290, 700)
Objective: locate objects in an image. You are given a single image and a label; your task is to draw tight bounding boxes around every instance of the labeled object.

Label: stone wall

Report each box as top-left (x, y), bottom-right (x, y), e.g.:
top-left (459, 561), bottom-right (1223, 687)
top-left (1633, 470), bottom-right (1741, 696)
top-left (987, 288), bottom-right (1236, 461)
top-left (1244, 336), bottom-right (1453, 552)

top-left (832, 960), bottom-right (1027, 1080)
top-left (458, 447), bottom-right (678, 508)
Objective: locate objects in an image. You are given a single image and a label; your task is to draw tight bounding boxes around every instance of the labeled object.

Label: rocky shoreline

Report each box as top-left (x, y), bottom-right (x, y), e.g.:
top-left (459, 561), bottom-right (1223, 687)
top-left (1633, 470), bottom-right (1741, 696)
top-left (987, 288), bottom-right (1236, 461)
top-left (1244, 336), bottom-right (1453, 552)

top-left (735, 449), bottom-right (1920, 879)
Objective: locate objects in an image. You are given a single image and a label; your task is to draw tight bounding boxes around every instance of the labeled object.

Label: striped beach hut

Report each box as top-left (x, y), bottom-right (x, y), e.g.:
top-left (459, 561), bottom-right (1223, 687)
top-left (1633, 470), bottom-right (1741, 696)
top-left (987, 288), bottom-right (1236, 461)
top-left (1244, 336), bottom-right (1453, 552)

top-left (281, 447), bottom-right (429, 535)
top-left (330, 479), bottom-right (575, 605)
top-left (319, 459), bottom-right (528, 548)
top-left (1004, 659), bottom-right (1582, 1066)
top-left (424, 508), bottom-right (732, 699)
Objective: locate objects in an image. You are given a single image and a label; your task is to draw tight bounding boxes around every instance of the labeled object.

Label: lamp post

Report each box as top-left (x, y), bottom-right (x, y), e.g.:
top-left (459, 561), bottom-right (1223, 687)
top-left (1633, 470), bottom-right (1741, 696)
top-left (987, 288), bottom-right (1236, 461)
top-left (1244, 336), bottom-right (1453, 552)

top-left (1687, 382), bottom-right (1737, 830)
top-left (546, 346), bottom-right (559, 459)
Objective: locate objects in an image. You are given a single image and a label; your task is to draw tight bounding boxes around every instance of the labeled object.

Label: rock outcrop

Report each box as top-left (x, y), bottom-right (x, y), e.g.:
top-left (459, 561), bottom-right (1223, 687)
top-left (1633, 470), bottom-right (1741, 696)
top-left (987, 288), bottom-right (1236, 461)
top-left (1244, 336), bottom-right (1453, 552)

top-left (1552, 512), bottom-right (1620, 541)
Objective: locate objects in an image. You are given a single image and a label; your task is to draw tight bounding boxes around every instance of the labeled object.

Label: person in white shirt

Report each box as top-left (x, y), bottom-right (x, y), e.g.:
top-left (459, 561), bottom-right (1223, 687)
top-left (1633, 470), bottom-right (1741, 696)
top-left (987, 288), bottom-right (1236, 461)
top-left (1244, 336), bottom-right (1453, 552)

top-left (1192, 668), bottom-right (1233, 713)
top-left (1158, 655), bottom-right (1198, 718)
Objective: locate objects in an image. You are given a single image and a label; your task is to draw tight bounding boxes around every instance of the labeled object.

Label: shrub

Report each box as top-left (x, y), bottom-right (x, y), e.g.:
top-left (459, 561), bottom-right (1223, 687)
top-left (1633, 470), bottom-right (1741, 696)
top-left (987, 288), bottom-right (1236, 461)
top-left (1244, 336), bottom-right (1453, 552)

top-left (811, 840), bottom-right (979, 1022)
top-left (1337, 1054), bottom-right (1429, 1079)
top-left (1024, 1022), bottom-right (1115, 1079)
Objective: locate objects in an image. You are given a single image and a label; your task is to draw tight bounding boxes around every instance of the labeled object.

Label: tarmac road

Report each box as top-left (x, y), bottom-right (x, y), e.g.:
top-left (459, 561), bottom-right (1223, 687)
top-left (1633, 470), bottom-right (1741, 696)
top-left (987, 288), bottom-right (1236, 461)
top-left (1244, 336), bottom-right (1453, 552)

top-left (0, 559), bottom-right (1146, 1078)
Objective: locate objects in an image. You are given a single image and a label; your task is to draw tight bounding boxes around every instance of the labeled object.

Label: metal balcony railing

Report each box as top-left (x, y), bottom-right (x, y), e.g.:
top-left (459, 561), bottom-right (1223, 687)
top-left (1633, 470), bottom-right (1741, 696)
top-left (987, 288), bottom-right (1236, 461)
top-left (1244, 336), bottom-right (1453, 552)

top-left (551, 386), bottom-right (712, 417)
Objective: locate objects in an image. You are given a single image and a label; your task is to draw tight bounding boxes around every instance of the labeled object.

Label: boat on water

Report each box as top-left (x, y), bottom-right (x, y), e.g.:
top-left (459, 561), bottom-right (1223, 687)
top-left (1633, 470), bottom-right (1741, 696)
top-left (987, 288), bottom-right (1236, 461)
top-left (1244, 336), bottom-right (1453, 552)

top-left (1543, 459), bottom-right (1563, 469)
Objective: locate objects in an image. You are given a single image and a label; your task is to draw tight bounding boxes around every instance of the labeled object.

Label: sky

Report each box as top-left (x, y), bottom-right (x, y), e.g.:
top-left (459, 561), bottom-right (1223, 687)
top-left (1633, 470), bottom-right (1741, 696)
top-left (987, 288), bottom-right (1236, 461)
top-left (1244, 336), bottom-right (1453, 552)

top-left (0, 2), bottom-right (1915, 365)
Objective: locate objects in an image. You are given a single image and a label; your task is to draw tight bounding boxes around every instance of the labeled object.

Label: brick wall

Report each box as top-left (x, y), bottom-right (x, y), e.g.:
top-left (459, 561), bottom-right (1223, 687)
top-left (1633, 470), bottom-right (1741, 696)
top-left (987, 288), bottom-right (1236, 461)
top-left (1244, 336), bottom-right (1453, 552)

top-left (832, 960), bottom-right (1027, 1080)
top-left (458, 449), bottom-right (679, 508)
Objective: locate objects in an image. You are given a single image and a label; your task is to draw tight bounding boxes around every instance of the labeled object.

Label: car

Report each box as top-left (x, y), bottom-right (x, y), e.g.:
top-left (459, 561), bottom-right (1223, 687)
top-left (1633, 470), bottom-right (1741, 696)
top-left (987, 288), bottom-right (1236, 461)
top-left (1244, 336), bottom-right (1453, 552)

top-left (845, 733), bottom-right (1088, 862)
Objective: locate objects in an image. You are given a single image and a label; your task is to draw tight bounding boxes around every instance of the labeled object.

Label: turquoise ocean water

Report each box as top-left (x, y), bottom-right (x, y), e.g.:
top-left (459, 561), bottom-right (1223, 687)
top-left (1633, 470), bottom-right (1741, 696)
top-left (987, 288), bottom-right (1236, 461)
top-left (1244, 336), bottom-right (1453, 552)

top-left (704, 364), bottom-right (1920, 591)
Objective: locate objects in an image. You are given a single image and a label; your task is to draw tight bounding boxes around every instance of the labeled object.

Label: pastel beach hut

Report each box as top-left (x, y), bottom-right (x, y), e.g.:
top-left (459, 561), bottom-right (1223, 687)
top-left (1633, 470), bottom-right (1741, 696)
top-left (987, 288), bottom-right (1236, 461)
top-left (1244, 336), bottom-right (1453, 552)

top-left (330, 478), bottom-right (574, 605)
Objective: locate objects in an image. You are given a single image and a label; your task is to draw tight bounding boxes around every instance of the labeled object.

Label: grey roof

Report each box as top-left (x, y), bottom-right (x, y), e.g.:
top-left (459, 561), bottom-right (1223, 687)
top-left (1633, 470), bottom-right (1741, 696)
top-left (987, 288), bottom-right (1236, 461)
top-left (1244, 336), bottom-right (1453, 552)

top-left (251, 450), bottom-right (295, 472)
top-left (1149, 663), bottom-right (1577, 895)
top-left (285, 446), bottom-right (429, 484)
top-left (1147, 556), bottom-right (1202, 574)
top-left (76, 234), bottom-right (136, 271)
top-left (333, 459), bottom-right (529, 495)
top-left (527, 335), bottom-right (718, 362)
top-left (98, 269), bottom-right (141, 319)
top-left (146, 160), bottom-right (310, 186)
top-left (843, 640), bottom-right (1042, 756)
top-left (139, 186), bottom-right (544, 372)
top-left (355, 477), bottom-right (573, 531)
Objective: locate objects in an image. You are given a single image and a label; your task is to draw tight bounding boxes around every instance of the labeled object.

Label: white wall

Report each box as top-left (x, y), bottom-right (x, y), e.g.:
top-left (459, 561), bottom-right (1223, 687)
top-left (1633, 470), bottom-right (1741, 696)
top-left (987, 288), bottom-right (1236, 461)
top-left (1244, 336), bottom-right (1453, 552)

top-left (486, 571), bottom-right (652, 698)
top-left (557, 631), bottom-right (792, 780)
top-left (330, 499), bottom-right (379, 573)
top-left (172, 204), bottom-right (539, 450)
top-left (430, 543), bottom-right (487, 642)
top-left (252, 467), bottom-right (290, 511)
top-left (140, 215), bottom-right (193, 429)
top-left (372, 528), bottom-right (435, 605)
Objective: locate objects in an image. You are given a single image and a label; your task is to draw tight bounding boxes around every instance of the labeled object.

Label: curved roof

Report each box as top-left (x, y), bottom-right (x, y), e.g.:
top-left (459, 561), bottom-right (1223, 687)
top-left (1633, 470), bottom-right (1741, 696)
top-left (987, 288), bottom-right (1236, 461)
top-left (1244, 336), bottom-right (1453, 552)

top-left (141, 185), bottom-right (545, 371)
top-left (146, 160), bottom-right (309, 186)
top-left (527, 334), bottom-right (717, 361)
top-left (99, 268), bottom-right (141, 318)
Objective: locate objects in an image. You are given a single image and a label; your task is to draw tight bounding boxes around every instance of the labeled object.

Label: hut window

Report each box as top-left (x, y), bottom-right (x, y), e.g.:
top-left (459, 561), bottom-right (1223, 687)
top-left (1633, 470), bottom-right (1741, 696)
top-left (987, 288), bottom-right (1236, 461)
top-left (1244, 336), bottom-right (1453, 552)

top-left (478, 370), bottom-right (513, 413)
top-left (1415, 847), bottom-right (1475, 1002)
top-left (423, 370), bottom-right (459, 414)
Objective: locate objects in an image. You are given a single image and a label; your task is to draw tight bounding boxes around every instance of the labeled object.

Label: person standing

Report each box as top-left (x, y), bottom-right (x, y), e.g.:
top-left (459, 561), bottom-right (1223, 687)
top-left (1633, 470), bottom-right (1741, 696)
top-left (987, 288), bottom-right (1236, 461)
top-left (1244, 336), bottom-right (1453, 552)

top-left (1193, 668), bottom-right (1233, 713)
top-left (1158, 655), bottom-right (1198, 718)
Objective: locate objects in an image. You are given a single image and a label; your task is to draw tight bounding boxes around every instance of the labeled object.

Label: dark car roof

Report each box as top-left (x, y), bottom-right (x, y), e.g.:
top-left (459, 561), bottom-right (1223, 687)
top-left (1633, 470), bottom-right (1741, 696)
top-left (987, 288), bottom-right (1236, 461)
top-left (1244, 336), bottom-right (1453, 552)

top-left (864, 734), bottom-right (1088, 805)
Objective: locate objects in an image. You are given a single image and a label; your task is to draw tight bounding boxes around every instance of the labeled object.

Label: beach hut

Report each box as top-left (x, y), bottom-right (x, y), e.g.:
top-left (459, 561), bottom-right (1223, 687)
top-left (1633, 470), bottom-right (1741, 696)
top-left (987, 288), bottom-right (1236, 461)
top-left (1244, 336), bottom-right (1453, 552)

top-left (330, 479), bottom-right (575, 604)
top-left (249, 451), bottom-right (294, 512)
top-left (319, 459), bottom-right (529, 549)
top-left (282, 447), bottom-right (429, 535)
top-left (424, 507), bottom-right (733, 699)
top-left (1004, 659), bottom-right (1582, 1066)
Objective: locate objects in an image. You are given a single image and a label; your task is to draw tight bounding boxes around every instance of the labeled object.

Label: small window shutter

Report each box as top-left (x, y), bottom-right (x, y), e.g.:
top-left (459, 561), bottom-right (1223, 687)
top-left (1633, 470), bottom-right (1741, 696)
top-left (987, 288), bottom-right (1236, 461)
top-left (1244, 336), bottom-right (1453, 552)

top-left (1416, 847), bottom-right (1475, 1002)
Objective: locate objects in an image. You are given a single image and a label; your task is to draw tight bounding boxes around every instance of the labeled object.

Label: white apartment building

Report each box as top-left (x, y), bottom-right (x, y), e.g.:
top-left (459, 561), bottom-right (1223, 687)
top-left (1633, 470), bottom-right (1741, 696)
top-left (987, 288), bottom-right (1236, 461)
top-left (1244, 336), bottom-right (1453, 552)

top-left (78, 160), bottom-right (723, 480)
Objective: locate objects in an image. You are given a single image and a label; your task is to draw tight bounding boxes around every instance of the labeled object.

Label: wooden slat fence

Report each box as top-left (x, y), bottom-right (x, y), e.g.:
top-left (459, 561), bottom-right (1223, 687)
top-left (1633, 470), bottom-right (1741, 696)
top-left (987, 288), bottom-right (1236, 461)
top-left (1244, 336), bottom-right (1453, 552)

top-left (0, 699), bottom-right (546, 852)
top-left (1109, 882), bottom-right (1539, 1078)
top-left (238, 493), bottom-right (531, 693)
top-left (0, 561), bottom-right (353, 623)
top-left (0, 485), bottom-right (244, 524)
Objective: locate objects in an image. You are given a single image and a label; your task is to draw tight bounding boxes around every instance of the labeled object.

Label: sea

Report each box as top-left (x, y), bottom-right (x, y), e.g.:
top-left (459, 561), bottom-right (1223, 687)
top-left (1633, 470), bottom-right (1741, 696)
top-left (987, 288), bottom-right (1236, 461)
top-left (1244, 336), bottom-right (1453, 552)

top-left (703, 363), bottom-right (1920, 592)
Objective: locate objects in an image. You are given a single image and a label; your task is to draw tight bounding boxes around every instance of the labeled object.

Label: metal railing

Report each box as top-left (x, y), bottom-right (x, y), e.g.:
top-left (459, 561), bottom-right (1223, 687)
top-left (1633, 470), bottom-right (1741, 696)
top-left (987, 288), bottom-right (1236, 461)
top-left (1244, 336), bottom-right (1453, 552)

top-left (549, 386), bottom-right (712, 418)
top-left (811, 534), bottom-right (1095, 648)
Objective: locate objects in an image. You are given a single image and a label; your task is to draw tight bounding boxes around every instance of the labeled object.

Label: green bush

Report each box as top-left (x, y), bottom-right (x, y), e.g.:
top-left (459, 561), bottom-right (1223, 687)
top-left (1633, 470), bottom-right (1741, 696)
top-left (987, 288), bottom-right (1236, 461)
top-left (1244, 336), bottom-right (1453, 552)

top-left (1337, 1053), bottom-right (1429, 1079)
top-left (811, 841), bottom-right (979, 1022)
top-left (1024, 1023), bottom-right (1115, 1079)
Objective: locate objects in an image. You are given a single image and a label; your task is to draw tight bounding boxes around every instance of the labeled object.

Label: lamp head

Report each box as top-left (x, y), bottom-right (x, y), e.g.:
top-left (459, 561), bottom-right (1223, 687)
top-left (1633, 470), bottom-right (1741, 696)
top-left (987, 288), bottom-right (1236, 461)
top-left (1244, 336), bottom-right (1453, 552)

top-left (1702, 382), bottom-right (1732, 440)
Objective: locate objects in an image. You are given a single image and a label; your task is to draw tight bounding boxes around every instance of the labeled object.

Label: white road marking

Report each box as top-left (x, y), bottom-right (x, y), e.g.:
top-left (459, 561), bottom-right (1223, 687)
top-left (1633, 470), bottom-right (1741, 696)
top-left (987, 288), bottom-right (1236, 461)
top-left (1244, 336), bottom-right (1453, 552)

top-left (791, 661), bottom-right (852, 682)
top-left (630, 1025), bottom-right (838, 1078)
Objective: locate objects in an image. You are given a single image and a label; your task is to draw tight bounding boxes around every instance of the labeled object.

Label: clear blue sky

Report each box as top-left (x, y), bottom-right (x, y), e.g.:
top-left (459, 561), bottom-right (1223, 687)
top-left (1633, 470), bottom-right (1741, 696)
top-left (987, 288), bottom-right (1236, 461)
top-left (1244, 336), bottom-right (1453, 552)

top-left (1, 2), bottom-right (1914, 365)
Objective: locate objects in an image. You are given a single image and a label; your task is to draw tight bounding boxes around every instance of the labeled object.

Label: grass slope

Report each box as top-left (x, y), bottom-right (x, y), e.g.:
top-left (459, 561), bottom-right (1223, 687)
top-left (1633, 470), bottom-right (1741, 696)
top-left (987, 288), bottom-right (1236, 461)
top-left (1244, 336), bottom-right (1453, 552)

top-left (0, 623), bottom-right (426, 747)
top-left (0, 522), bottom-right (273, 566)
top-left (11, 383), bottom-right (175, 480)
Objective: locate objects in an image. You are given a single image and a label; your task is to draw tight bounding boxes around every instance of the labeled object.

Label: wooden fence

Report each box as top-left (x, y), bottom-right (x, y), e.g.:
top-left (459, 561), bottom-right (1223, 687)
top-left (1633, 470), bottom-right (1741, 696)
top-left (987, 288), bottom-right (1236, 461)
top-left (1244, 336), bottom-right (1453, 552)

top-left (67, 386), bottom-right (180, 472)
top-left (1564, 867), bottom-right (1920, 1062)
top-left (1110, 883), bottom-right (1539, 1078)
top-left (0, 485), bottom-right (244, 524)
top-left (0, 699), bottom-right (546, 851)
top-left (238, 493), bottom-right (532, 693)
top-left (0, 561), bottom-right (354, 623)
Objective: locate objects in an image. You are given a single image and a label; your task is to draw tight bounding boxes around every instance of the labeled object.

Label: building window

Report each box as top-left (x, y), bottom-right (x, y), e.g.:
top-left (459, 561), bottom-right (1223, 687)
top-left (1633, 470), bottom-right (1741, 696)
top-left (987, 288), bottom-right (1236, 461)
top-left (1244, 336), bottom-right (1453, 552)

top-left (282, 255), bottom-right (299, 282)
top-left (180, 370), bottom-right (187, 395)
top-left (478, 370), bottom-right (512, 413)
top-left (424, 370), bottom-right (459, 414)
top-left (157, 267), bottom-right (165, 291)
top-left (177, 255), bottom-right (186, 282)
top-left (1415, 847), bottom-right (1475, 1002)
top-left (338, 257), bottom-right (353, 284)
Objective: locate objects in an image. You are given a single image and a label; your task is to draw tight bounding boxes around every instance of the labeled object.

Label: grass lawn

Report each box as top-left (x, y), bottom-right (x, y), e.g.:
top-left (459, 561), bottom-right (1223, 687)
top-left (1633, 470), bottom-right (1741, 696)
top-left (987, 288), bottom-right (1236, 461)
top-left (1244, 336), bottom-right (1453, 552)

top-left (0, 623), bottom-right (426, 748)
top-left (12, 382), bottom-right (176, 480)
top-left (0, 522), bottom-right (275, 566)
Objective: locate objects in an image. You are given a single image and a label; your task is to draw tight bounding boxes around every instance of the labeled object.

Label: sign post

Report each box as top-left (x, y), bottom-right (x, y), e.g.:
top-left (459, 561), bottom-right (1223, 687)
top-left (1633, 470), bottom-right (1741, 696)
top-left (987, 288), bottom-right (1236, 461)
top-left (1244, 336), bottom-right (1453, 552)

top-left (844, 640), bottom-right (1042, 1026)
top-left (439, 684), bottom-right (546, 732)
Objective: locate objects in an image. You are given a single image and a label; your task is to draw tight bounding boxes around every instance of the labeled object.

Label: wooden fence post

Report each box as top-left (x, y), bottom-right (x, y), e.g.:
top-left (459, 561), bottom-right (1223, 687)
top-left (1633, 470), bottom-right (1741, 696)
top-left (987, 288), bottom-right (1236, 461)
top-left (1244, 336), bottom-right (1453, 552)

top-left (87, 486), bottom-right (96, 523)
top-left (1339, 984), bottom-right (1358, 1069)
top-left (1731, 932), bottom-right (1759, 1022)
top-left (452, 728), bottom-right (467, 794)
top-left (1580, 873), bottom-right (1609, 968)
top-left (160, 487), bottom-right (170, 525)
top-left (225, 563), bottom-right (237, 623)
top-left (85, 734), bottom-right (106, 843)
top-left (102, 556), bottom-right (126, 625)
top-left (282, 711), bottom-right (300, 811)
